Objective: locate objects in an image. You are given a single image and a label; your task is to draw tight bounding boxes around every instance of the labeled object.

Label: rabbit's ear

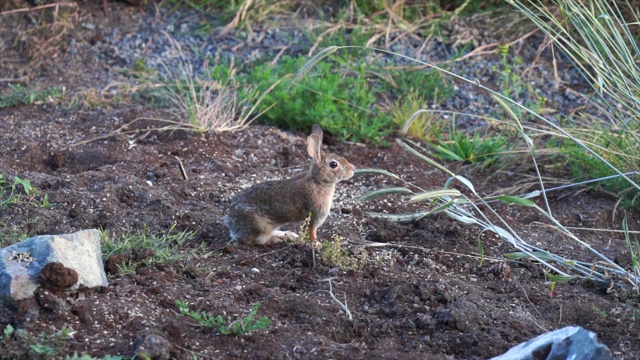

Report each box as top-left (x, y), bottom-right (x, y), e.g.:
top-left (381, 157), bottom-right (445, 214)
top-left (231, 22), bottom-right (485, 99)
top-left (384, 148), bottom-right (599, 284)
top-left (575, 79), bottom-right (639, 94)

top-left (307, 125), bottom-right (323, 161)
top-left (311, 124), bottom-right (323, 142)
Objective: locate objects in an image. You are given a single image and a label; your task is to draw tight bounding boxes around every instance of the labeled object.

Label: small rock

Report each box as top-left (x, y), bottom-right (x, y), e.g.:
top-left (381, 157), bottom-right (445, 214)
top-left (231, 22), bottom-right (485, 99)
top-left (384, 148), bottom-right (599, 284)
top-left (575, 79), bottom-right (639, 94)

top-left (434, 300), bottom-right (482, 332)
top-left (132, 329), bottom-right (172, 360)
top-left (491, 326), bottom-right (613, 360)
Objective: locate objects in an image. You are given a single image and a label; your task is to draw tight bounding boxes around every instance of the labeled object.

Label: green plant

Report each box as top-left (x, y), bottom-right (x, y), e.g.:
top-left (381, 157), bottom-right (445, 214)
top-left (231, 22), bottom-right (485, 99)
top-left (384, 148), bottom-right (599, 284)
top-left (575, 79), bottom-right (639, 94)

top-left (1, 325), bottom-right (16, 360)
top-left (176, 301), bottom-right (271, 335)
top-left (428, 121), bottom-right (509, 165)
top-left (101, 225), bottom-right (196, 271)
top-left (0, 175), bottom-right (50, 210)
top-left (320, 235), bottom-right (366, 271)
top-left (1, 325), bottom-right (72, 360)
top-left (550, 124), bottom-right (640, 207)
top-left (229, 54), bottom-right (451, 145)
top-left (593, 306), bottom-right (608, 319)
top-left (0, 84), bottom-right (65, 108)
top-left (391, 92), bottom-right (432, 139)
top-left (492, 44), bottom-right (525, 99)
top-left (132, 57), bottom-right (155, 76)
top-left (237, 55), bottom-right (394, 144)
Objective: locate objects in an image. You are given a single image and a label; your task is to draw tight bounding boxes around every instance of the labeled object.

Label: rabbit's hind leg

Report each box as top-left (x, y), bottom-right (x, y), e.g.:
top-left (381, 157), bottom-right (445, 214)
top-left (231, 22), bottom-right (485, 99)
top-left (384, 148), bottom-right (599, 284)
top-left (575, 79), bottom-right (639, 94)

top-left (271, 230), bottom-right (299, 242)
top-left (241, 223), bottom-right (276, 245)
top-left (225, 211), bottom-right (274, 245)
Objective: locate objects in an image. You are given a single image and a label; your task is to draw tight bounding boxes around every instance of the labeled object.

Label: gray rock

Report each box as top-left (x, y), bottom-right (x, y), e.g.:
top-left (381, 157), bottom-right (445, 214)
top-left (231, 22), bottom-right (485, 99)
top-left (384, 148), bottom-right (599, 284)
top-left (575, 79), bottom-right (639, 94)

top-left (491, 326), bottom-right (613, 360)
top-left (133, 329), bottom-right (172, 360)
top-left (0, 229), bottom-right (108, 300)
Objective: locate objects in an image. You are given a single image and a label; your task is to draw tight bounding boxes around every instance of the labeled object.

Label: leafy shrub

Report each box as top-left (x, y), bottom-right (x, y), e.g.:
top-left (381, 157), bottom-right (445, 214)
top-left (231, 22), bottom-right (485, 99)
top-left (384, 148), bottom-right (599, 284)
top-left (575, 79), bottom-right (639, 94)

top-left (223, 55), bottom-right (451, 145)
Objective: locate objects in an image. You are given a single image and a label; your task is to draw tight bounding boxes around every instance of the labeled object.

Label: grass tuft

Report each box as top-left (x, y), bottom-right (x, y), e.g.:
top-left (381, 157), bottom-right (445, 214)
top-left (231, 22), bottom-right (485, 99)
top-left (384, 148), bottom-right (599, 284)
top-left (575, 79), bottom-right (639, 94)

top-left (101, 225), bottom-right (196, 271)
top-left (0, 84), bottom-right (65, 108)
top-left (176, 301), bottom-right (271, 335)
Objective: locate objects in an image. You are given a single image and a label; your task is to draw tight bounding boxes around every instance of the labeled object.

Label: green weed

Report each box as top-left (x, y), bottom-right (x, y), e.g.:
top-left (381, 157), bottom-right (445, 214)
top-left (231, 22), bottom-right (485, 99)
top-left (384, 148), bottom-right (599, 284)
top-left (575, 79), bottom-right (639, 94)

top-left (236, 55), bottom-right (394, 144)
top-left (391, 92), bottom-right (433, 139)
top-left (226, 55), bottom-right (450, 145)
top-left (176, 301), bottom-right (271, 335)
top-left (101, 225), bottom-right (196, 271)
top-left (132, 57), bottom-right (155, 76)
top-left (0, 84), bottom-right (65, 108)
top-left (592, 306), bottom-right (608, 319)
top-left (0, 175), bottom-right (50, 210)
top-left (428, 122), bottom-right (509, 166)
top-left (1, 324), bottom-right (72, 360)
top-left (320, 235), bottom-right (366, 271)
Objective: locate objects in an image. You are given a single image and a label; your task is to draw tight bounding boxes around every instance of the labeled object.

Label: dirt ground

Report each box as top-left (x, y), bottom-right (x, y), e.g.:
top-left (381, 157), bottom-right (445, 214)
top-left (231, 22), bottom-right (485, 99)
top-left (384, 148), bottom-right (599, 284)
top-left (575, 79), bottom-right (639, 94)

top-left (1, 1), bottom-right (640, 359)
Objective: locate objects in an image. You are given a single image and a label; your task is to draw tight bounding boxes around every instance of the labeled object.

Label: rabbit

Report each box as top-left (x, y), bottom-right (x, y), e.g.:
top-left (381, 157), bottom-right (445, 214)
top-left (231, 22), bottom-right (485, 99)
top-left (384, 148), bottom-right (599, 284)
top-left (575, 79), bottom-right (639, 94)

top-left (224, 124), bottom-right (355, 246)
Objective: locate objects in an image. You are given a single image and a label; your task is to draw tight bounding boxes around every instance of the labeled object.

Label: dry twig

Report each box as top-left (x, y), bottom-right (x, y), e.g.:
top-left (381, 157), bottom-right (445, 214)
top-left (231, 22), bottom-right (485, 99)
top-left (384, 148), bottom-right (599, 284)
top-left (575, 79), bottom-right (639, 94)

top-left (319, 278), bottom-right (353, 321)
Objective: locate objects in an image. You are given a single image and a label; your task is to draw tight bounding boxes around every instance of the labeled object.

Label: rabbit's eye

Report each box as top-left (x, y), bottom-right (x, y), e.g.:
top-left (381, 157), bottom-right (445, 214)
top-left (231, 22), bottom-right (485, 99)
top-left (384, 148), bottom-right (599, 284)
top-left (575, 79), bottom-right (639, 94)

top-left (329, 160), bottom-right (339, 169)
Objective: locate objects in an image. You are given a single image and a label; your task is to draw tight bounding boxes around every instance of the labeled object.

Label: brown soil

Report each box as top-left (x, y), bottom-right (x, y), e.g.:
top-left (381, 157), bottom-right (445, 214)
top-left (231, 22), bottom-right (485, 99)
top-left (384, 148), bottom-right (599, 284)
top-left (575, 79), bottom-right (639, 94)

top-left (1, 2), bottom-right (639, 359)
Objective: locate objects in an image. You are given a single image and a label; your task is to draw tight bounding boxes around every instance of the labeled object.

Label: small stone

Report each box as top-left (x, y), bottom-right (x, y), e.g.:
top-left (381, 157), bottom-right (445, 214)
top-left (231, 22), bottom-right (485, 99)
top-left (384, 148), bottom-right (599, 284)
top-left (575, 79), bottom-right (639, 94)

top-left (491, 326), bottom-right (613, 360)
top-left (133, 329), bottom-right (172, 360)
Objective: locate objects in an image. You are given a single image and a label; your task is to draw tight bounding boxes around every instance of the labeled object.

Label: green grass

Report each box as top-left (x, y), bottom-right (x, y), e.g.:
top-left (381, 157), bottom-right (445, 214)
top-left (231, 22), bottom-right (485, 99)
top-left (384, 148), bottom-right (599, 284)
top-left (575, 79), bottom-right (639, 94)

top-left (101, 226), bottom-right (197, 271)
top-left (176, 301), bottom-right (271, 335)
top-left (216, 54), bottom-right (451, 145)
top-left (0, 84), bottom-right (65, 108)
top-left (0, 220), bottom-right (36, 248)
top-left (428, 121), bottom-right (509, 166)
top-left (551, 126), bottom-right (639, 207)
top-left (509, 0), bottom-right (640, 207)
